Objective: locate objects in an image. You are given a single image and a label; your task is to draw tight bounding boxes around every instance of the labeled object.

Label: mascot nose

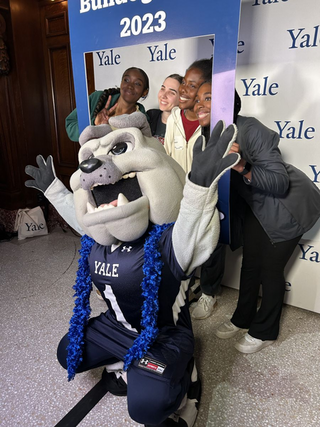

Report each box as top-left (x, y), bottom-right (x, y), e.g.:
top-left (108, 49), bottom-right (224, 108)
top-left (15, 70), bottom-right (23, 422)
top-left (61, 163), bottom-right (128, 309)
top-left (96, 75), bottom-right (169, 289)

top-left (79, 158), bottom-right (102, 173)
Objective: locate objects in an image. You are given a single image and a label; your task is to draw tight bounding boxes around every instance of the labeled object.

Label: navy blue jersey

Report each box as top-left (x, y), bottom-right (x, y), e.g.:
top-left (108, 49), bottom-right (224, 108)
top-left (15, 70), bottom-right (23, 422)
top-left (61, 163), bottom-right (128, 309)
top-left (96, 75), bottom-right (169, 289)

top-left (89, 226), bottom-right (192, 333)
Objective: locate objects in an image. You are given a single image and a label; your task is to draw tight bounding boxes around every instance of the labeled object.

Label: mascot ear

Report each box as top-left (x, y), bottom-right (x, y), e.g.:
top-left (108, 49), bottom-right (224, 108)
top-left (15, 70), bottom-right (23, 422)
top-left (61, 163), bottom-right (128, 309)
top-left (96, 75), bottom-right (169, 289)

top-left (109, 111), bottom-right (152, 137)
top-left (79, 124), bottom-right (113, 146)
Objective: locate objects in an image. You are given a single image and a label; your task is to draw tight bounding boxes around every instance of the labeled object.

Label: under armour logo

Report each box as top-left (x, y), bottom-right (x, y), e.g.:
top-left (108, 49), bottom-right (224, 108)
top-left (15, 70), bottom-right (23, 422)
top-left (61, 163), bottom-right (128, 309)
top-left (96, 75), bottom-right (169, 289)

top-left (138, 357), bottom-right (166, 375)
top-left (121, 246), bottom-right (132, 252)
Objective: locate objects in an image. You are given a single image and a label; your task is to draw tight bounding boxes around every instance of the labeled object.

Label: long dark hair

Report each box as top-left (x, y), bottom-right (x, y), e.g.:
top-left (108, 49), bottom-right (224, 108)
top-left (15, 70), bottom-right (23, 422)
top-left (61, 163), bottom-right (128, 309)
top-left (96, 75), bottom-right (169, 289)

top-left (233, 90), bottom-right (241, 123)
top-left (93, 67), bottom-right (149, 118)
top-left (93, 87), bottom-right (121, 118)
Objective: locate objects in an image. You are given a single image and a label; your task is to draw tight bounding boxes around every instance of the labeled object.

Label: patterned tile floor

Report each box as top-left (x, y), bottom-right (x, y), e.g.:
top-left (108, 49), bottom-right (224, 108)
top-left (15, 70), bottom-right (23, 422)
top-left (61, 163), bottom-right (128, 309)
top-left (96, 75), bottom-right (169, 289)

top-left (1, 228), bottom-right (319, 427)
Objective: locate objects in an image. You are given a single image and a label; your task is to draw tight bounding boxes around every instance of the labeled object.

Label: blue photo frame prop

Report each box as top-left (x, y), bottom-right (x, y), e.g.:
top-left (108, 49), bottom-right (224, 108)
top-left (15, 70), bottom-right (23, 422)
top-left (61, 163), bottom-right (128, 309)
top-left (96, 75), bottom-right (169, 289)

top-left (68, 0), bottom-right (241, 243)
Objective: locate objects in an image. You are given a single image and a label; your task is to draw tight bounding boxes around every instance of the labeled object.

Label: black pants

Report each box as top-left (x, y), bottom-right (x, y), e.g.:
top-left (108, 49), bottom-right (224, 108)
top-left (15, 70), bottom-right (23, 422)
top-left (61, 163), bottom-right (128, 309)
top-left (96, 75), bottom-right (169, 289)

top-left (57, 311), bottom-right (194, 425)
top-left (231, 206), bottom-right (301, 341)
top-left (200, 243), bottom-right (226, 296)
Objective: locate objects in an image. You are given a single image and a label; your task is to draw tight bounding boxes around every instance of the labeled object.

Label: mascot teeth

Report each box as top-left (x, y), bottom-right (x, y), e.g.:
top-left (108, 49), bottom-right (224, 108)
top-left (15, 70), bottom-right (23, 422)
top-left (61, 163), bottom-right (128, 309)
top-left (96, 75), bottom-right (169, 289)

top-left (122, 172), bottom-right (136, 179)
top-left (91, 183), bottom-right (104, 190)
top-left (90, 173), bottom-right (136, 191)
top-left (118, 193), bottom-right (129, 206)
top-left (87, 201), bottom-right (111, 212)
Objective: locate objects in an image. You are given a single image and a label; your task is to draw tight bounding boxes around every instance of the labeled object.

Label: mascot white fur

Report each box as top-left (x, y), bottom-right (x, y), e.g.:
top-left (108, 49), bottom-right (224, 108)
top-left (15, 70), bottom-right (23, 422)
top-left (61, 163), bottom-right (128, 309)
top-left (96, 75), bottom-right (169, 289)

top-left (25, 113), bottom-right (239, 427)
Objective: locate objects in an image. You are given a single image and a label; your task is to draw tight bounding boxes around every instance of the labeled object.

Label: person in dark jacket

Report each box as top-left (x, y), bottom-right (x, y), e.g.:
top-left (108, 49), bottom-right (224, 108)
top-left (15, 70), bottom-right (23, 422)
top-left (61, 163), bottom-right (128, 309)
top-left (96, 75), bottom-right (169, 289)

top-left (194, 81), bottom-right (320, 352)
top-left (147, 73), bottom-right (182, 144)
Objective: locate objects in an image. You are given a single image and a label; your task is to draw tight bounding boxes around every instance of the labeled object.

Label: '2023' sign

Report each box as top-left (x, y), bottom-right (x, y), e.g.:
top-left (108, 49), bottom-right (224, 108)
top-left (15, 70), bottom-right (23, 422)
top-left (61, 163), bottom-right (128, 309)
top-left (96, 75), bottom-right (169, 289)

top-left (120, 11), bottom-right (166, 37)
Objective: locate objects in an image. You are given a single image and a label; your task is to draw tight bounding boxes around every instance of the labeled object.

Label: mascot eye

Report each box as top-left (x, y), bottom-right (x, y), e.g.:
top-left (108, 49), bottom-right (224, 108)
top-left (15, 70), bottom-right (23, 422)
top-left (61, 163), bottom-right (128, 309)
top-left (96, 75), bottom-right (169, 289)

top-left (109, 141), bottom-right (133, 155)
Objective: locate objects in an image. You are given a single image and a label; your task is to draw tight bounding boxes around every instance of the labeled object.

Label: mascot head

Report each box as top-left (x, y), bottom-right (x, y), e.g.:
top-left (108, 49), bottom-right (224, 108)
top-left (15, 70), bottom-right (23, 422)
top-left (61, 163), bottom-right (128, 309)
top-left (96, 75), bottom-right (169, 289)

top-left (70, 112), bottom-right (186, 246)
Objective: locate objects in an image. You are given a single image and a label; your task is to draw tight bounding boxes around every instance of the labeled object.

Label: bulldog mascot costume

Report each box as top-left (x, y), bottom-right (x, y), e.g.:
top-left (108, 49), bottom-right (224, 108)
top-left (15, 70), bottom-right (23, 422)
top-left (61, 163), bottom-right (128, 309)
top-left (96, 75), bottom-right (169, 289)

top-left (25, 113), bottom-right (239, 427)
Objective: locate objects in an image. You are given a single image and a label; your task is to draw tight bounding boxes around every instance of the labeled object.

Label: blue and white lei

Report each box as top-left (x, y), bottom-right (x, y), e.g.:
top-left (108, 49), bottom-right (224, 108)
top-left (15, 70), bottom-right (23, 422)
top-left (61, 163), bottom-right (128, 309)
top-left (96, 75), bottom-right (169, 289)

top-left (66, 223), bottom-right (172, 381)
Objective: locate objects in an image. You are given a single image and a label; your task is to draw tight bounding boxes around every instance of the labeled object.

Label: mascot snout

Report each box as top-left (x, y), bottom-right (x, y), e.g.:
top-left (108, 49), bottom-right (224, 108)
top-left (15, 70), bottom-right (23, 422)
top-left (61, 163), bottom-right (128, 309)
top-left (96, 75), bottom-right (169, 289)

top-left (79, 156), bottom-right (123, 191)
top-left (79, 157), bottom-right (102, 173)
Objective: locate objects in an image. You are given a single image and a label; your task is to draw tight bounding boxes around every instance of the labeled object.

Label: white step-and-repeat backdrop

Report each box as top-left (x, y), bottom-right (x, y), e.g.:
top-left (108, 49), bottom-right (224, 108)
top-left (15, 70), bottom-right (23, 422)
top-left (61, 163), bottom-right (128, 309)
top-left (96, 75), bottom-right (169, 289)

top-left (90, 0), bottom-right (320, 313)
top-left (227, 0), bottom-right (320, 313)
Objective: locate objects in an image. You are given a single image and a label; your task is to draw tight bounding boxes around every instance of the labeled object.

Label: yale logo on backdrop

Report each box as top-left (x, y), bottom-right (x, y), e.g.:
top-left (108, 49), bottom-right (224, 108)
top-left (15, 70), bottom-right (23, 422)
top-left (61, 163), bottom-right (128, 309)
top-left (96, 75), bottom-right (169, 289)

top-left (238, 41), bottom-right (245, 54)
top-left (148, 44), bottom-right (177, 62)
top-left (299, 244), bottom-right (320, 263)
top-left (275, 121), bottom-right (315, 140)
top-left (288, 26), bottom-right (320, 49)
top-left (95, 43), bottom-right (178, 65)
top-left (309, 166), bottom-right (320, 184)
top-left (241, 76), bottom-right (278, 96)
top-left (96, 50), bottom-right (121, 66)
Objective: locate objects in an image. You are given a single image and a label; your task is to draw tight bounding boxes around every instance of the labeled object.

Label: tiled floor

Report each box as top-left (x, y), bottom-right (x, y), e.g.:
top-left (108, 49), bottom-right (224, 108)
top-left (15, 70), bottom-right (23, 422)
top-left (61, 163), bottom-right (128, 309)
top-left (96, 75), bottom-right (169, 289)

top-left (1, 228), bottom-right (320, 426)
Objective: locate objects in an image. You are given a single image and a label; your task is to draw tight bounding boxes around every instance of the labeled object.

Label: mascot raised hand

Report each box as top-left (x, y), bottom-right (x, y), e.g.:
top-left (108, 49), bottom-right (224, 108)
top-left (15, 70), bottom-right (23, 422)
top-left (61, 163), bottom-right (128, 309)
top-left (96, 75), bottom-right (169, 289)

top-left (25, 113), bottom-right (239, 427)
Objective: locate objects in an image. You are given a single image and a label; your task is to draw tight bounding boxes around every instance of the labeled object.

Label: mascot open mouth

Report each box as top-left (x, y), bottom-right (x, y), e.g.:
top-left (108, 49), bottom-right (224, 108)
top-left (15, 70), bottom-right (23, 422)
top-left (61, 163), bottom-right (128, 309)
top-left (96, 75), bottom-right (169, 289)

top-left (90, 173), bottom-right (143, 211)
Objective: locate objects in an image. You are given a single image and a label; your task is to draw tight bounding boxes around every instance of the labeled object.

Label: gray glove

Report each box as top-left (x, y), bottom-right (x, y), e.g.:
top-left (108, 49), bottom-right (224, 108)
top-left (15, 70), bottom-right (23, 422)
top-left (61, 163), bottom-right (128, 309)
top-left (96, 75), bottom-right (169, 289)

top-left (190, 120), bottom-right (240, 187)
top-left (25, 155), bottom-right (56, 193)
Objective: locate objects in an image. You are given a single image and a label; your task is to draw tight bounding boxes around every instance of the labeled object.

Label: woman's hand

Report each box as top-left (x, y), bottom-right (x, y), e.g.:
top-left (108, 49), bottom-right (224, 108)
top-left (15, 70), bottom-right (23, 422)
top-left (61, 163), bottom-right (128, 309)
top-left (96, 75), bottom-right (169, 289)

top-left (229, 141), bottom-right (240, 155)
top-left (94, 95), bottom-right (118, 125)
top-left (229, 142), bottom-right (252, 181)
top-left (229, 142), bottom-right (245, 173)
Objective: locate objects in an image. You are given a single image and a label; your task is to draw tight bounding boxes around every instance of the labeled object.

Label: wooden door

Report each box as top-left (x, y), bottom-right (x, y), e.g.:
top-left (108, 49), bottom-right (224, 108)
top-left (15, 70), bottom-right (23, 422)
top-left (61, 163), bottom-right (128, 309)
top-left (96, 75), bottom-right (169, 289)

top-left (39, 0), bottom-right (78, 189)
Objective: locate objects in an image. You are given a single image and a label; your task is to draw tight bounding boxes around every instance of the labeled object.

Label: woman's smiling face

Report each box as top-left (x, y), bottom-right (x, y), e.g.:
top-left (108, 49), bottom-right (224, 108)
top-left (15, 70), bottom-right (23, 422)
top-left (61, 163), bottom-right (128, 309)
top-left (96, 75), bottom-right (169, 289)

top-left (120, 69), bottom-right (149, 103)
top-left (194, 82), bottom-right (212, 127)
top-left (158, 77), bottom-right (180, 113)
top-left (178, 68), bottom-right (205, 111)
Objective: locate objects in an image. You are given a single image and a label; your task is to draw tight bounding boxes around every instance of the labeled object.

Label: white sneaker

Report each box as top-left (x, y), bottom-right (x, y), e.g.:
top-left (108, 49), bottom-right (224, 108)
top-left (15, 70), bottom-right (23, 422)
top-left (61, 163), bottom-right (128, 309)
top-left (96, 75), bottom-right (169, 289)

top-left (192, 294), bottom-right (216, 320)
top-left (215, 320), bottom-right (240, 339)
top-left (235, 333), bottom-right (275, 354)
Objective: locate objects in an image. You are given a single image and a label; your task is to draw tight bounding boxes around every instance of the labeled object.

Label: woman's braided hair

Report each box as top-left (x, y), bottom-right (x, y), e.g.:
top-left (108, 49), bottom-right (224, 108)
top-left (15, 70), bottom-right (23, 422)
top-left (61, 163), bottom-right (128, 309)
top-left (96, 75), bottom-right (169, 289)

top-left (93, 87), bottom-right (120, 119)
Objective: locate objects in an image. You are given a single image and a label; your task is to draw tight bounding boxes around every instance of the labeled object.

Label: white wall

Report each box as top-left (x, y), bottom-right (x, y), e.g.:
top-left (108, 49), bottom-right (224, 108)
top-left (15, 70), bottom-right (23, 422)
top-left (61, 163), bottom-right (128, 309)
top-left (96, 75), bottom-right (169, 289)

top-left (230, 0), bottom-right (320, 313)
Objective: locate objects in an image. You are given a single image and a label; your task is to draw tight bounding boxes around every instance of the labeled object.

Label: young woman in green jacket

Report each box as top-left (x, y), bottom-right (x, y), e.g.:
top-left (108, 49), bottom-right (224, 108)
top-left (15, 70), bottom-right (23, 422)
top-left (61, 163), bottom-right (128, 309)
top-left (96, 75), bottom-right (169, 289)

top-left (65, 67), bottom-right (150, 141)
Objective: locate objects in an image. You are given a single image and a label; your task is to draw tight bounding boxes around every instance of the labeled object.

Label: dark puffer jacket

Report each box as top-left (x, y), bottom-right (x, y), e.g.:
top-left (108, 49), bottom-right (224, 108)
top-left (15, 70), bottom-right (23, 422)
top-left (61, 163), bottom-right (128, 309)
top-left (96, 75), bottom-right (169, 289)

top-left (231, 115), bottom-right (320, 244)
